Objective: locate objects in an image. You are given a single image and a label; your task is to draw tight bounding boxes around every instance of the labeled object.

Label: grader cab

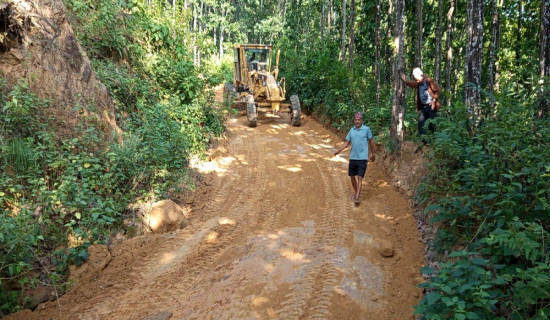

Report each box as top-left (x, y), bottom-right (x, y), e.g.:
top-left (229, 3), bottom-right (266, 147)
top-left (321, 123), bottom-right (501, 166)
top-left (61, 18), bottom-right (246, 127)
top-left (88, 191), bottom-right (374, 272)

top-left (225, 44), bottom-right (301, 127)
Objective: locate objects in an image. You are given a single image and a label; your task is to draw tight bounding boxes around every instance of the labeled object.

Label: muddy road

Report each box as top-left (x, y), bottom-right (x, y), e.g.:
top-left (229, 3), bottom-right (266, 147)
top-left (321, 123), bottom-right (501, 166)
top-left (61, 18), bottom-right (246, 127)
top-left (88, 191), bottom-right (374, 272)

top-left (11, 111), bottom-right (424, 320)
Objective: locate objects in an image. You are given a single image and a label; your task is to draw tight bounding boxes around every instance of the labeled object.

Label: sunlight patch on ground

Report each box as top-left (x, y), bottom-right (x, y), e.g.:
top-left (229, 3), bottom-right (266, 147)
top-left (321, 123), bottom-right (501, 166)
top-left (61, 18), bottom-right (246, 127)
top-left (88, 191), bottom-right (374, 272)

top-left (269, 123), bottom-right (289, 130)
top-left (374, 213), bottom-right (393, 221)
top-left (159, 252), bottom-right (176, 265)
top-left (218, 217), bottom-right (236, 225)
top-left (329, 155), bottom-right (348, 164)
top-left (375, 180), bottom-right (390, 187)
top-left (206, 231), bottom-right (219, 243)
top-left (306, 143), bottom-right (335, 150)
top-left (252, 296), bottom-right (270, 306)
top-left (189, 156), bottom-right (237, 174)
top-left (277, 164), bottom-right (302, 172)
top-left (279, 248), bottom-right (309, 262)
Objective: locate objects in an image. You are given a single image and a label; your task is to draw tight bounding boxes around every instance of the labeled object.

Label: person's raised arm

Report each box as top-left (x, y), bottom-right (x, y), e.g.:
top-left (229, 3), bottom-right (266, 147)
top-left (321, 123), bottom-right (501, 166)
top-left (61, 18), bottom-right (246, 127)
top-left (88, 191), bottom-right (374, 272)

top-left (400, 71), bottom-right (418, 89)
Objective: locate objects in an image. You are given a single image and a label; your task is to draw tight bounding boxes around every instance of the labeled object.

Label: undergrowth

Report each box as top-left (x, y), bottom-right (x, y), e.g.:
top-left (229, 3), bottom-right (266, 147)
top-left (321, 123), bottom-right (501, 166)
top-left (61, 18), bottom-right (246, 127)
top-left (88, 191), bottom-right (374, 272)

top-left (0, 0), bottom-right (226, 315)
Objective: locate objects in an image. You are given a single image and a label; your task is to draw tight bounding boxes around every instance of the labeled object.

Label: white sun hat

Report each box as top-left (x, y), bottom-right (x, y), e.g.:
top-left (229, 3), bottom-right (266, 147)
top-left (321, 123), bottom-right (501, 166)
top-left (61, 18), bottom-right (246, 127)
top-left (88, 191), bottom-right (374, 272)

top-left (413, 67), bottom-right (423, 81)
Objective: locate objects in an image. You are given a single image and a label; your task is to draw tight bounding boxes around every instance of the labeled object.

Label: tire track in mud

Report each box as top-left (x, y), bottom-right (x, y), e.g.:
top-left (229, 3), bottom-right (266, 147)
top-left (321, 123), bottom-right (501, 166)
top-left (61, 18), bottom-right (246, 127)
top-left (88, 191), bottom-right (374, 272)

top-left (302, 127), bottom-right (356, 319)
top-left (174, 126), bottom-right (282, 320)
top-left (87, 122), bottom-right (267, 319)
top-left (277, 124), bottom-right (351, 319)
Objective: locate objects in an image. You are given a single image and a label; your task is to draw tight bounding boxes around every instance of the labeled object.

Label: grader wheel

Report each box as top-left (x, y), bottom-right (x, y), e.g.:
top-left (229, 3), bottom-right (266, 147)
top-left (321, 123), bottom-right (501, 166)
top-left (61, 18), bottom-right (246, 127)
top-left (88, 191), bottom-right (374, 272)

top-left (290, 95), bottom-right (301, 127)
top-left (246, 95), bottom-right (257, 127)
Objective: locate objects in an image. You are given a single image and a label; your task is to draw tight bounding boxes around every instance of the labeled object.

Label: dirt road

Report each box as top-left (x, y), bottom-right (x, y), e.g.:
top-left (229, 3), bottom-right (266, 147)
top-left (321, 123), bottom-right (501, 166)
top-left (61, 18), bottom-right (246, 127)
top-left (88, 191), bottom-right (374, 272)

top-left (10, 111), bottom-right (424, 320)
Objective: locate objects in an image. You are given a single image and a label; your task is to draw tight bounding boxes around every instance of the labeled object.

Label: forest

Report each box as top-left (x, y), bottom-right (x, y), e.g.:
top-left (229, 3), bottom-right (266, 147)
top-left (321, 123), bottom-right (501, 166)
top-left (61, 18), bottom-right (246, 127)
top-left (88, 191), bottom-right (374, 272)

top-left (1, 0), bottom-right (549, 318)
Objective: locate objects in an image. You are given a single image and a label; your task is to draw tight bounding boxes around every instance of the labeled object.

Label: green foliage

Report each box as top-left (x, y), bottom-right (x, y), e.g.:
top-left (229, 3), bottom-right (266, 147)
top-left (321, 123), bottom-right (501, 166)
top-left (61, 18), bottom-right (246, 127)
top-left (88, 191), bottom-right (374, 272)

top-left (416, 220), bottom-right (550, 320)
top-left (415, 80), bottom-right (550, 318)
top-left (1, 1), bottom-right (226, 315)
top-left (279, 43), bottom-right (391, 135)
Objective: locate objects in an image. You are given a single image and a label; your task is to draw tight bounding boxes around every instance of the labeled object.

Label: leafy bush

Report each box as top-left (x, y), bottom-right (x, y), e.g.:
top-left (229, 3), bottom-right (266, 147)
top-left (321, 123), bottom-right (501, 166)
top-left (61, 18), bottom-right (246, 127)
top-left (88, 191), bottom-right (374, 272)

top-left (277, 42), bottom-right (391, 135)
top-left (414, 80), bottom-right (550, 318)
top-left (416, 220), bottom-right (550, 320)
top-left (1, 1), bottom-right (226, 315)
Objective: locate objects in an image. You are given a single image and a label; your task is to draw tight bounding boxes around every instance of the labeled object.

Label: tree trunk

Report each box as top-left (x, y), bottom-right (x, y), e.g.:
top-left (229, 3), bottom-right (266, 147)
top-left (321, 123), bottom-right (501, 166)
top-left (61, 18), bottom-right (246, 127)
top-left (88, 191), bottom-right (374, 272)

top-left (348, 0), bottom-right (356, 70)
top-left (415, 0), bottom-right (422, 68)
top-left (328, 0), bottom-right (333, 36)
top-left (435, 0), bottom-right (443, 83)
top-left (391, 0), bottom-right (405, 154)
top-left (375, 0), bottom-right (381, 105)
top-left (445, 0), bottom-right (455, 107)
top-left (340, 0), bottom-right (347, 63)
top-left (386, 0), bottom-right (393, 84)
top-left (193, 2), bottom-right (197, 66)
top-left (516, 0), bottom-right (523, 65)
top-left (539, 0), bottom-right (550, 117)
top-left (465, 0), bottom-right (483, 131)
top-left (219, 7), bottom-right (225, 61)
top-left (321, 0), bottom-right (325, 41)
top-left (488, 0), bottom-right (502, 113)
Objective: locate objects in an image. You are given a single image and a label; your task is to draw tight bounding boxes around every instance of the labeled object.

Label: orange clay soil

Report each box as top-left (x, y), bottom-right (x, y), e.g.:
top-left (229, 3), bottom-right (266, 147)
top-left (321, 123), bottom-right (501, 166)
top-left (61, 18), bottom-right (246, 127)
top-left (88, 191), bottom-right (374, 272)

top-left (8, 103), bottom-right (425, 320)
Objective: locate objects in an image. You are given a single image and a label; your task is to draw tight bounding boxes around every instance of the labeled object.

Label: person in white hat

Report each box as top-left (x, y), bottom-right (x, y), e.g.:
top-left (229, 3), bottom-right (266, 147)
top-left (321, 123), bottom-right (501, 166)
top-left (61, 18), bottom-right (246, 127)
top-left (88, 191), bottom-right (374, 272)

top-left (401, 67), bottom-right (441, 136)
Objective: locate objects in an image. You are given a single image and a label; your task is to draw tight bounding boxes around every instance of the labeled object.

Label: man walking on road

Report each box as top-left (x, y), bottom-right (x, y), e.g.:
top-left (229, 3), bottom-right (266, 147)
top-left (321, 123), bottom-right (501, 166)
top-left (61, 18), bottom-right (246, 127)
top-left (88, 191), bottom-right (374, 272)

top-left (401, 67), bottom-right (441, 136)
top-left (333, 112), bottom-right (376, 204)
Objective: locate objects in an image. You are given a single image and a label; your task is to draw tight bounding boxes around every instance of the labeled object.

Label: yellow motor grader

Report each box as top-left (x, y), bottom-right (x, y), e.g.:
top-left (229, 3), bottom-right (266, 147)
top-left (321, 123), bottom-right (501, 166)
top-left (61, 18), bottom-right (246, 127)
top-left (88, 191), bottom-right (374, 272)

top-left (224, 44), bottom-right (301, 127)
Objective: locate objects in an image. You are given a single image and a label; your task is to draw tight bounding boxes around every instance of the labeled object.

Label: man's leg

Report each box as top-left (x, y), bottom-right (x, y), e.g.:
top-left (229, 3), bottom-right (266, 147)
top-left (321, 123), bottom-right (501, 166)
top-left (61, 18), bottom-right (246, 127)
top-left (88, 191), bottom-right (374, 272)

top-left (418, 109), bottom-right (427, 135)
top-left (350, 176), bottom-right (358, 197)
top-left (355, 175), bottom-right (363, 199)
top-left (428, 109), bottom-right (437, 133)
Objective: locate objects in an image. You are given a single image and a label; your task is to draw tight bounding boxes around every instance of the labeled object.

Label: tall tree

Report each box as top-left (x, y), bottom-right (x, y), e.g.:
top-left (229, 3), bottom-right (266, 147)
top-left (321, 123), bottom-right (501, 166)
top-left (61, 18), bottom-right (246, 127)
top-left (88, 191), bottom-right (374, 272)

top-left (348, 0), bottom-right (356, 70)
top-left (391, 0), bottom-right (405, 153)
top-left (328, 0), bottom-right (333, 36)
top-left (445, 0), bottom-right (455, 106)
top-left (385, 0), bottom-right (393, 83)
top-left (516, 0), bottom-right (523, 65)
top-left (465, 0), bottom-right (483, 130)
top-left (375, 0), bottom-right (381, 105)
top-left (488, 0), bottom-right (503, 112)
top-left (321, 0), bottom-right (326, 41)
top-left (340, 0), bottom-right (348, 63)
top-left (435, 0), bottom-right (443, 83)
top-left (415, 0), bottom-right (423, 68)
top-left (540, 0), bottom-right (550, 117)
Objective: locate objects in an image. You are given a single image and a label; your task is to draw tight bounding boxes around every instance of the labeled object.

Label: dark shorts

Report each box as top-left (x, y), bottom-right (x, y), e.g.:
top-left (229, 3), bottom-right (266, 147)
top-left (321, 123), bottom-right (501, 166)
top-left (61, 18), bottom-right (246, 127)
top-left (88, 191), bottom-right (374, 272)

top-left (348, 160), bottom-right (368, 177)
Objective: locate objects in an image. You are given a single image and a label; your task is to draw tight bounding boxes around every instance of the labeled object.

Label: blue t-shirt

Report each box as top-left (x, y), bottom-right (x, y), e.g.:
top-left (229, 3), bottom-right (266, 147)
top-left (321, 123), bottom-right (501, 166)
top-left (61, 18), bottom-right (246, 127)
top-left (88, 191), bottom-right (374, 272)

top-left (346, 125), bottom-right (373, 160)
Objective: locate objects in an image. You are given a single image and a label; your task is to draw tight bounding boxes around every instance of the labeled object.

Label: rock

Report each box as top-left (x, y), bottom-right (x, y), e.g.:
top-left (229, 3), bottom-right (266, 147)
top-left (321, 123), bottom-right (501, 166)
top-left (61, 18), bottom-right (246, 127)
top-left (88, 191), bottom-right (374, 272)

top-left (143, 200), bottom-right (190, 233)
top-left (19, 285), bottom-right (56, 309)
top-left (185, 196), bottom-right (194, 205)
top-left (142, 311), bottom-right (173, 320)
top-left (406, 191), bottom-right (413, 197)
top-left (69, 244), bottom-right (112, 283)
top-left (379, 240), bottom-right (394, 257)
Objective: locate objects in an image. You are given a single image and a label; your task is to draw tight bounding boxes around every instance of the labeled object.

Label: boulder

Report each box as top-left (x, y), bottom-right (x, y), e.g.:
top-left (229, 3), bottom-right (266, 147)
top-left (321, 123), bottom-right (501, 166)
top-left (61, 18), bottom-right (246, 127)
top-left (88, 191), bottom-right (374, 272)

top-left (142, 200), bottom-right (189, 233)
top-left (19, 286), bottom-right (56, 310)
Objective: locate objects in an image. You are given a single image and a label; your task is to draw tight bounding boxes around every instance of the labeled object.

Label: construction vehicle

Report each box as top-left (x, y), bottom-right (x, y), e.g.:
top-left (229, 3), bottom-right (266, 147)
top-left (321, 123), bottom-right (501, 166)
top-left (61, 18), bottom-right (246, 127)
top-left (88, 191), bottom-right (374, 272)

top-left (224, 44), bottom-right (301, 127)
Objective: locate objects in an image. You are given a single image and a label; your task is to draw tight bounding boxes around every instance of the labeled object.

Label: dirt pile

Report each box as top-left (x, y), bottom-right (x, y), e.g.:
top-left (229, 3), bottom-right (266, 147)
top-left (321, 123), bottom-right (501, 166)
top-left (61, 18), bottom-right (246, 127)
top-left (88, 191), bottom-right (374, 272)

top-left (0, 0), bottom-right (121, 141)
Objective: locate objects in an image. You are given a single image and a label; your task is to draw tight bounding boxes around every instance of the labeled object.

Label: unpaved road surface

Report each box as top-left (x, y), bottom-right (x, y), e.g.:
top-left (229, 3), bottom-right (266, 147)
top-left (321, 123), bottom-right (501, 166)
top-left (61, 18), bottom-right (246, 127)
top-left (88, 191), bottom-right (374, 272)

top-left (10, 111), bottom-right (424, 320)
